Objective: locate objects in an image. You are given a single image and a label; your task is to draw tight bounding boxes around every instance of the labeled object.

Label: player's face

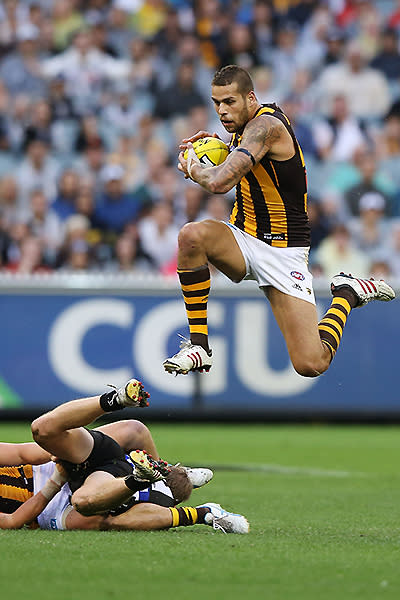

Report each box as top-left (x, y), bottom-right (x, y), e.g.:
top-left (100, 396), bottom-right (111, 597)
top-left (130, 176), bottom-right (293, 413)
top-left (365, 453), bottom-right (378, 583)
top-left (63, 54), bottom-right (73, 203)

top-left (211, 83), bottom-right (253, 133)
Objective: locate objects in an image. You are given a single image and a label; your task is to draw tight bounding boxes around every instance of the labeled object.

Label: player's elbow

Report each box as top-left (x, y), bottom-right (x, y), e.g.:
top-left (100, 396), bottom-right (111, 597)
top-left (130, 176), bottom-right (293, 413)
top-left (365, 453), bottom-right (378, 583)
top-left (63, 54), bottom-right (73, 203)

top-left (208, 178), bottom-right (231, 194)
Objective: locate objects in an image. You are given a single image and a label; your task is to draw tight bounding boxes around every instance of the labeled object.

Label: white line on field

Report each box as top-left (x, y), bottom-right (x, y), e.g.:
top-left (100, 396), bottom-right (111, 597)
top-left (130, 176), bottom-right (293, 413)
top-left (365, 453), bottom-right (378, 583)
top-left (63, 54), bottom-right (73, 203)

top-left (192, 463), bottom-right (366, 478)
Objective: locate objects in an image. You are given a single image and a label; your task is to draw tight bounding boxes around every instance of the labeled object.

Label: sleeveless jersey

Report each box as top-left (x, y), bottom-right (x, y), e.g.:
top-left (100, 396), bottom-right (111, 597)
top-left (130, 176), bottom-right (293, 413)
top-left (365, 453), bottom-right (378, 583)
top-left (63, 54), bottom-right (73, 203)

top-left (0, 464), bottom-right (34, 513)
top-left (229, 103), bottom-right (310, 248)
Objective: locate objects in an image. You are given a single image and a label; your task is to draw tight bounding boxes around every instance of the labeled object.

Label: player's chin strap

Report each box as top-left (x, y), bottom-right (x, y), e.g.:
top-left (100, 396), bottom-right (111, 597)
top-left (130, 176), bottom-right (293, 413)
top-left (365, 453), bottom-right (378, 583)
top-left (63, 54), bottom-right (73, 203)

top-left (186, 146), bottom-right (200, 180)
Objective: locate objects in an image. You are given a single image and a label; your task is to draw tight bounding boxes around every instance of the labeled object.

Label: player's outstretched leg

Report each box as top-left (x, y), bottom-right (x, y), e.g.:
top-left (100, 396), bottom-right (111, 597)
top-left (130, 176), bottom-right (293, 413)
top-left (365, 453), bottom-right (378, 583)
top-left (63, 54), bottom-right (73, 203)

top-left (318, 273), bottom-right (395, 359)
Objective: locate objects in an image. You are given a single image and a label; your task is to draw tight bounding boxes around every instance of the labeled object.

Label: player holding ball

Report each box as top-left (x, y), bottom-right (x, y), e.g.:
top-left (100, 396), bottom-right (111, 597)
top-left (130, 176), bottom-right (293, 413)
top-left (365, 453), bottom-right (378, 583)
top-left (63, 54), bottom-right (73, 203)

top-left (163, 64), bottom-right (395, 378)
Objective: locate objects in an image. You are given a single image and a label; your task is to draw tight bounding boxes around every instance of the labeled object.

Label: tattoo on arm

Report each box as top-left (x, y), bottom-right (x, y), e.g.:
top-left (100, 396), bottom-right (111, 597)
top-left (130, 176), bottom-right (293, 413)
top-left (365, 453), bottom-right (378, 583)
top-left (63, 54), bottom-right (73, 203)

top-left (190, 115), bottom-right (284, 193)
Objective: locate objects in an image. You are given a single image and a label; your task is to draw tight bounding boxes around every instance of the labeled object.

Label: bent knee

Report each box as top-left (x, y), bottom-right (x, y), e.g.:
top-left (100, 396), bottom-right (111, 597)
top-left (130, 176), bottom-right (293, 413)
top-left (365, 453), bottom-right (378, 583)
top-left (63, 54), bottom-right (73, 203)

top-left (31, 415), bottom-right (56, 443)
top-left (178, 221), bottom-right (205, 249)
top-left (292, 358), bottom-right (328, 378)
top-left (71, 491), bottom-right (96, 517)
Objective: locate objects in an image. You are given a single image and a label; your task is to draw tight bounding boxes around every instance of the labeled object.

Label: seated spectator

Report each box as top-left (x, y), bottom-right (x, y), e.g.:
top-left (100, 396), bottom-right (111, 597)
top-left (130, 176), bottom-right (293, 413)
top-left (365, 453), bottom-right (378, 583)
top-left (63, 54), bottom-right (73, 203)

top-left (94, 164), bottom-right (142, 234)
top-left (370, 27), bottom-right (400, 81)
top-left (307, 199), bottom-right (332, 251)
top-left (5, 235), bottom-right (51, 274)
top-left (107, 134), bottom-right (147, 193)
top-left (315, 39), bottom-right (391, 120)
top-left (27, 188), bottom-right (64, 266)
top-left (74, 141), bottom-right (106, 196)
top-left (61, 238), bottom-right (92, 272)
top-left (344, 151), bottom-right (393, 216)
top-left (51, 0), bottom-right (84, 52)
top-left (202, 194), bottom-right (231, 222)
top-left (105, 233), bottom-right (155, 274)
top-left (75, 113), bottom-right (103, 152)
top-left (281, 94), bottom-right (319, 159)
top-left (0, 175), bottom-right (18, 226)
top-left (220, 22), bottom-right (261, 71)
top-left (48, 74), bottom-right (76, 122)
top-left (369, 257), bottom-right (393, 280)
top-left (42, 28), bottom-right (131, 115)
top-left (313, 94), bottom-right (367, 162)
top-left (373, 112), bottom-right (400, 160)
top-left (314, 222), bottom-right (369, 279)
top-left (153, 60), bottom-right (206, 121)
top-left (0, 23), bottom-right (46, 98)
top-left (23, 99), bottom-right (54, 150)
top-left (386, 221), bottom-right (400, 278)
top-left (51, 169), bottom-right (80, 221)
top-left (16, 134), bottom-right (59, 215)
top-left (349, 191), bottom-right (391, 255)
top-left (138, 202), bottom-right (179, 272)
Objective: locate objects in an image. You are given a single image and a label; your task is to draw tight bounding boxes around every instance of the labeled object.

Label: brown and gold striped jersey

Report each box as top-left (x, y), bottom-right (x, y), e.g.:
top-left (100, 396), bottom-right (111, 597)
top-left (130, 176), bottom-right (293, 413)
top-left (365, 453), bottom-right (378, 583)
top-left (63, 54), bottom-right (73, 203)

top-left (0, 465), bottom-right (34, 514)
top-left (229, 103), bottom-right (310, 248)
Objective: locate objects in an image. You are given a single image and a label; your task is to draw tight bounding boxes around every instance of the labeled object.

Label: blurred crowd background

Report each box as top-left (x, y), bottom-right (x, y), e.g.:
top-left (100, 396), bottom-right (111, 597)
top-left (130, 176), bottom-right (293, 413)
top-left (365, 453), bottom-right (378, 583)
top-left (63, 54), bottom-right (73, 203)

top-left (0, 0), bottom-right (400, 281)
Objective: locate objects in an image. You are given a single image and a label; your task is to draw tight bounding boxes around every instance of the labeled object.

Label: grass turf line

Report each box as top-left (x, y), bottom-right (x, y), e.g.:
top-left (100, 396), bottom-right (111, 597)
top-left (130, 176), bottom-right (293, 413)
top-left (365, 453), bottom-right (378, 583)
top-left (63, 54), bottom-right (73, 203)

top-left (0, 423), bottom-right (400, 600)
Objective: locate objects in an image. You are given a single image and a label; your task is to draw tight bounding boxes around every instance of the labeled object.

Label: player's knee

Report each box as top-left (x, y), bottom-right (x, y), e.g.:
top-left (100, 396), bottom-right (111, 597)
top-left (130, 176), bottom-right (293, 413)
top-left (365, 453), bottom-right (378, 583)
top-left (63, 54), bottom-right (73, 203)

top-left (178, 222), bottom-right (205, 250)
top-left (71, 490), bottom-right (96, 516)
top-left (31, 415), bottom-right (55, 443)
top-left (127, 420), bottom-right (151, 447)
top-left (292, 357), bottom-right (327, 378)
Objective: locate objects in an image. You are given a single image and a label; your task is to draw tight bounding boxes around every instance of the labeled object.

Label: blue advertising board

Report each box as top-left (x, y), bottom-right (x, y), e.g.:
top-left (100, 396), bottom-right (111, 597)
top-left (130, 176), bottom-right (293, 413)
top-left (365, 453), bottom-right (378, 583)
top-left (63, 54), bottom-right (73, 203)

top-left (0, 287), bottom-right (399, 416)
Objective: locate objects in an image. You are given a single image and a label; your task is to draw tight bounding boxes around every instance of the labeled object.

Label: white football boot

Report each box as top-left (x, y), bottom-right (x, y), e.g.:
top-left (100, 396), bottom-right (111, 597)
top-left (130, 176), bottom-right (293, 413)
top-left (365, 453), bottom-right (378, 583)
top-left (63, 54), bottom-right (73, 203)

top-left (197, 502), bottom-right (249, 534)
top-left (108, 378), bottom-right (150, 408)
top-left (185, 467), bottom-right (214, 489)
top-left (163, 336), bottom-right (212, 375)
top-left (331, 273), bottom-right (395, 307)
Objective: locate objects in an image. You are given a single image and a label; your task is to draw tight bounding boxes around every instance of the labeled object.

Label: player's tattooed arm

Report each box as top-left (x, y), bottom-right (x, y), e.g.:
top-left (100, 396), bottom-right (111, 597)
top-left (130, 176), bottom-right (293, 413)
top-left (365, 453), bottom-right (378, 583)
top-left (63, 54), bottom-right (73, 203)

top-left (178, 115), bottom-right (285, 193)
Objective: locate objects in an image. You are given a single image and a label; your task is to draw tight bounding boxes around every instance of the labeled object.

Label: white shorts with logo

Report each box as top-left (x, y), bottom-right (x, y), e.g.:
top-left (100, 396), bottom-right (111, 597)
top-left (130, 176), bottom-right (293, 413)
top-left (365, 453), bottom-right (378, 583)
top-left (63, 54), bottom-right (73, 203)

top-left (225, 222), bottom-right (315, 305)
top-left (33, 463), bottom-right (73, 530)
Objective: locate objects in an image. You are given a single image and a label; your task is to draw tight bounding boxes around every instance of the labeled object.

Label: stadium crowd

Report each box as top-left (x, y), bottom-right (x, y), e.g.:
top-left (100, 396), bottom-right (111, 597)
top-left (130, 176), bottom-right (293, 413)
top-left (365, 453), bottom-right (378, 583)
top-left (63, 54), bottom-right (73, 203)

top-left (0, 0), bottom-right (400, 281)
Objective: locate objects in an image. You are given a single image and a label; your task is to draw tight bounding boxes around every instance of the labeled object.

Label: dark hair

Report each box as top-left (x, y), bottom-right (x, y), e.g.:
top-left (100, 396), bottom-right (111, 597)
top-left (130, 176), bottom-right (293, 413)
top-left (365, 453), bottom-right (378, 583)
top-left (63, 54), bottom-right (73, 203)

top-left (212, 65), bottom-right (254, 95)
top-left (165, 466), bottom-right (193, 504)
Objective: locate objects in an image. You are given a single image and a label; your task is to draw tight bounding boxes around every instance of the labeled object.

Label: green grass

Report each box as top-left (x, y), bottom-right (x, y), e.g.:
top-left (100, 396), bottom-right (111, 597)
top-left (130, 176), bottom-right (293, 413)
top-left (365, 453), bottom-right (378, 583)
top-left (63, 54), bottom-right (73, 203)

top-left (1, 423), bottom-right (400, 599)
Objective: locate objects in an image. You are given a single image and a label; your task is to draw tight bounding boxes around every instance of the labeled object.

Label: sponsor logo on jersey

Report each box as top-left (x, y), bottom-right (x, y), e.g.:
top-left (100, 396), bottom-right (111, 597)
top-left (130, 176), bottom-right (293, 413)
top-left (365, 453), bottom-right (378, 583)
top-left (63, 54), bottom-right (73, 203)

top-left (292, 283), bottom-right (302, 291)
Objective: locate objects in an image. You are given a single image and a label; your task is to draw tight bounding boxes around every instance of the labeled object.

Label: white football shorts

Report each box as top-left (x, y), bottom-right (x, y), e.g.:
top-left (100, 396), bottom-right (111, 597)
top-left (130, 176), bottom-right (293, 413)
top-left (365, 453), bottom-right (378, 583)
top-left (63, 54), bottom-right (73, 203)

top-left (33, 463), bottom-right (72, 530)
top-left (225, 222), bottom-right (315, 305)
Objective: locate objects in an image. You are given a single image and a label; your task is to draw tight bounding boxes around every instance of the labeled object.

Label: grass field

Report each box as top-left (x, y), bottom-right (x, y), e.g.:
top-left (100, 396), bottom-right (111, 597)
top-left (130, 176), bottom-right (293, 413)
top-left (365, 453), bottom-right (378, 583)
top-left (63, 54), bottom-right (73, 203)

top-left (1, 422), bottom-right (400, 599)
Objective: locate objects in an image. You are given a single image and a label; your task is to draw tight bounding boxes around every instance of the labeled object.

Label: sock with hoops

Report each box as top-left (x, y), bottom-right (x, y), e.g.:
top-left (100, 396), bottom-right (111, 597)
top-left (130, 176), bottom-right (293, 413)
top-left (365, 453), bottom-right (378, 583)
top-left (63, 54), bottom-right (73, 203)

top-left (318, 295), bottom-right (352, 359)
top-left (178, 265), bottom-right (211, 352)
top-left (169, 506), bottom-right (210, 528)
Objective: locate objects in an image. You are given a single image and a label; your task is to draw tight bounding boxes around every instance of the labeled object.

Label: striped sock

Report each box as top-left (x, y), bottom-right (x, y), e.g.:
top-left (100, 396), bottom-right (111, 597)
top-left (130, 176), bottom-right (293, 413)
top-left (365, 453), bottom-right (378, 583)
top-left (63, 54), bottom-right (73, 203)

top-left (178, 265), bottom-right (210, 352)
top-left (318, 296), bottom-right (352, 359)
top-left (169, 506), bottom-right (209, 527)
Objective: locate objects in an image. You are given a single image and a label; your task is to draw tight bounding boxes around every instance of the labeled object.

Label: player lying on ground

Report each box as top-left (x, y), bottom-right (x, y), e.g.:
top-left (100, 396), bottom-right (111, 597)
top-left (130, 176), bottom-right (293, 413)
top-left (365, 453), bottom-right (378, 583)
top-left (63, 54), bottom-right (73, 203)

top-left (163, 64), bottom-right (395, 377)
top-left (0, 379), bottom-right (248, 533)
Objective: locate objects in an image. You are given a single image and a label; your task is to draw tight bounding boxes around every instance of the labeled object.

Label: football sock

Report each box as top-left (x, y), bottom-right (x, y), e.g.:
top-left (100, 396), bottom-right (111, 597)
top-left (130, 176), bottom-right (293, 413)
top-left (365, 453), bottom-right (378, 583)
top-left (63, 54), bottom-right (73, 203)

top-left (169, 506), bottom-right (210, 527)
top-left (318, 296), bottom-right (352, 359)
top-left (124, 475), bottom-right (152, 493)
top-left (99, 390), bottom-right (123, 412)
top-left (178, 265), bottom-right (211, 352)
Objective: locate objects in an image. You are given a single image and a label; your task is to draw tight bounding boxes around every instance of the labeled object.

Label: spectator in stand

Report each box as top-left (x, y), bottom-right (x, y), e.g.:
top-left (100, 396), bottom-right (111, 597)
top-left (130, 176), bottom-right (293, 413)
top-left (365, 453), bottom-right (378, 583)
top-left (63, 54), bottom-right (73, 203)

top-left (27, 188), bottom-right (64, 266)
top-left (281, 94), bottom-right (319, 159)
top-left (94, 164), bottom-right (142, 235)
top-left (344, 151), bottom-right (393, 216)
top-left (75, 113), bottom-right (103, 153)
top-left (56, 213), bottom-right (91, 270)
top-left (107, 134), bottom-right (147, 193)
top-left (220, 22), bottom-right (261, 71)
top-left (153, 59), bottom-right (206, 121)
top-left (306, 199), bottom-right (332, 251)
top-left (107, 1), bottom-right (136, 59)
top-left (321, 26), bottom-right (346, 67)
top-left (315, 39), bottom-right (391, 119)
top-left (314, 222), bottom-right (369, 279)
top-left (23, 99), bottom-right (54, 150)
top-left (5, 235), bottom-right (51, 274)
top-left (249, 0), bottom-right (274, 65)
top-left (268, 22), bottom-right (303, 100)
top-left (370, 27), bottom-right (400, 82)
top-left (16, 134), bottom-right (59, 216)
top-left (48, 74), bottom-right (76, 122)
top-left (105, 232), bottom-right (154, 274)
top-left (51, 0), bottom-right (84, 53)
top-left (349, 191), bottom-right (391, 255)
top-left (51, 169), bottom-right (80, 222)
top-left (0, 23), bottom-right (46, 98)
top-left (313, 94), bottom-right (367, 162)
top-left (0, 175), bottom-right (18, 226)
top-left (74, 140), bottom-right (106, 196)
top-left (41, 28), bottom-right (131, 115)
top-left (202, 194), bottom-right (231, 222)
top-left (175, 184), bottom-right (208, 229)
top-left (138, 201), bottom-right (179, 272)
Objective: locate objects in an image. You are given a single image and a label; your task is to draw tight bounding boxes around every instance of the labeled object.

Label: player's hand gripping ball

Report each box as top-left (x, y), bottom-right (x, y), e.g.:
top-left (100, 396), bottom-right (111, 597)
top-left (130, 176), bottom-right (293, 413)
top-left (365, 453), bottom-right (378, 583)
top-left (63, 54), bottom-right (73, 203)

top-left (183, 137), bottom-right (229, 167)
